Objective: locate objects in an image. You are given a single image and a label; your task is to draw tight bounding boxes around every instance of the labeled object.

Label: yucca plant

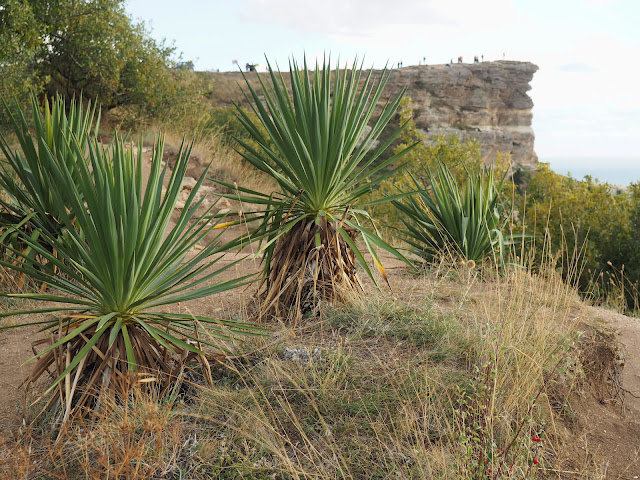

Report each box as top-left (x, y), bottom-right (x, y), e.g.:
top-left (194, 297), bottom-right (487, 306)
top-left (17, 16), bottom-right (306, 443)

top-left (0, 114), bottom-right (263, 423)
top-left (0, 94), bottom-right (98, 234)
top-left (216, 56), bottom-right (415, 319)
top-left (0, 94), bottom-right (99, 289)
top-left (392, 162), bottom-right (517, 265)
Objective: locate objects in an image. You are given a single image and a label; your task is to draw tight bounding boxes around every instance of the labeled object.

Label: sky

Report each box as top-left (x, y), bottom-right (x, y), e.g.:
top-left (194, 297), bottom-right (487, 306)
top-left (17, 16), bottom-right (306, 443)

top-left (125, 0), bottom-right (640, 181)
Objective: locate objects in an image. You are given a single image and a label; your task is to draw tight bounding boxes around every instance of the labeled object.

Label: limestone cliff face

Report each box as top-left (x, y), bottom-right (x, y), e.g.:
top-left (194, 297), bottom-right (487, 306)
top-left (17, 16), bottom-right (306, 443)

top-left (381, 61), bottom-right (539, 170)
top-left (207, 60), bottom-right (539, 171)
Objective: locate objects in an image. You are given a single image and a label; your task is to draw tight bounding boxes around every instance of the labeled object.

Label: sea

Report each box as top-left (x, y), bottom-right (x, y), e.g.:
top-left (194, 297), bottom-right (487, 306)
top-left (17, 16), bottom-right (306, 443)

top-left (543, 157), bottom-right (640, 187)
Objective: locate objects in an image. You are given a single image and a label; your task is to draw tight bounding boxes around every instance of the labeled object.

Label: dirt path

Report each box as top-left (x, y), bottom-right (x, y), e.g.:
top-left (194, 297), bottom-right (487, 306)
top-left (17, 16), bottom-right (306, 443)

top-left (0, 320), bottom-right (41, 430)
top-left (581, 307), bottom-right (640, 479)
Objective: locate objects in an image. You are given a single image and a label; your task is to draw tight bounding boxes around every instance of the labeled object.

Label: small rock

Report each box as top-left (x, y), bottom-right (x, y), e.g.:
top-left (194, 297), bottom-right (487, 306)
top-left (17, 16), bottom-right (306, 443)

top-left (199, 185), bottom-right (217, 195)
top-left (282, 347), bottom-right (321, 363)
top-left (182, 177), bottom-right (198, 190)
top-left (177, 190), bottom-right (190, 203)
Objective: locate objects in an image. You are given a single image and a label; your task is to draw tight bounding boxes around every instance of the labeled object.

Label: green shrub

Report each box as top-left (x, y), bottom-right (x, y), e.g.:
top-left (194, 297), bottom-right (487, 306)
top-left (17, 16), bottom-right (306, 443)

top-left (0, 0), bottom-right (43, 124)
top-left (0, 94), bottom-right (99, 237)
top-left (0, 0), bottom-right (205, 127)
top-left (392, 162), bottom-right (518, 265)
top-left (522, 163), bottom-right (639, 311)
top-left (217, 56), bottom-right (414, 319)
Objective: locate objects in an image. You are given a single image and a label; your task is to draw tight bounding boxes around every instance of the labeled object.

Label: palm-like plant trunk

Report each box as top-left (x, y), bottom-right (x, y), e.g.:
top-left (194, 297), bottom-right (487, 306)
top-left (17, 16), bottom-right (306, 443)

top-left (259, 218), bottom-right (362, 320)
top-left (27, 321), bottom-right (218, 424)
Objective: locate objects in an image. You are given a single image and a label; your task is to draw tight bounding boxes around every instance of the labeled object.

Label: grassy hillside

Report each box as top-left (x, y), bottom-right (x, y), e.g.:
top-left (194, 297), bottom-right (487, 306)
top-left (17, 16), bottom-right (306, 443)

top-left (1, 248), bottom-right (634, 478)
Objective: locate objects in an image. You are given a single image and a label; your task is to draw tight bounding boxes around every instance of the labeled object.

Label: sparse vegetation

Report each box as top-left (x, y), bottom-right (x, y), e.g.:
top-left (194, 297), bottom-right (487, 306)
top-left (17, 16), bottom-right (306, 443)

top-left (0, 47), bottom-right (638, 479)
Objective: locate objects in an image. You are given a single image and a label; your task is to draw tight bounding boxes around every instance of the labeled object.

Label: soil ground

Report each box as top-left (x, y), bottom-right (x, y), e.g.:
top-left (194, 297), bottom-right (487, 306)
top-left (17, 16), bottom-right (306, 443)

top-left (576, 307), bottom-right (640, 479)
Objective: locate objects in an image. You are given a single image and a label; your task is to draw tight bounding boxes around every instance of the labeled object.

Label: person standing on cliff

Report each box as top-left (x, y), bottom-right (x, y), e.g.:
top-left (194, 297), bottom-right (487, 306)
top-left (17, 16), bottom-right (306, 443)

top-left (458, 56), bottom-right (462, 63)
top-left (474, 55), bottom-right (479, 63)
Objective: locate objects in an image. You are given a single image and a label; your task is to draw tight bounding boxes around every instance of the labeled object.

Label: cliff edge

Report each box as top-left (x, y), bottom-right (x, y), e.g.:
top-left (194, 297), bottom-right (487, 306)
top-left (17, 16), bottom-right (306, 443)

top-left (205, 60), bottom-right (539, 171)
top-left (382, 61), bottom-right (539, 171)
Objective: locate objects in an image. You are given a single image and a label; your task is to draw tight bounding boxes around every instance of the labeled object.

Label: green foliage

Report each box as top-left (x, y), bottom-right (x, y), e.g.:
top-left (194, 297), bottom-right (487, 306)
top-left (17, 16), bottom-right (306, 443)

top-left (0, 97), bottom-right (262, 421)
top-left (215, 56), bottom-right (414, 315)
top-left (392, 162), bottom-right (517, 265)
top-left (0, 0), bottom-right (193, 121)
top-left (523, 163), bottom-right (639, 310)
top-left (0, 0), bottom-right (43, 118)
top-left (0, 94), bottom-right (99, 290)
top-left (0, 94), bottom-right (99, 237)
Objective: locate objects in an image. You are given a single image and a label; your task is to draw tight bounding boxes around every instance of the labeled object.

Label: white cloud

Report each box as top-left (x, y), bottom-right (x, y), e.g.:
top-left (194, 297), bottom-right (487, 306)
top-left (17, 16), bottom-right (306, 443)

top-left (239, 0), bottom-right (522, 42)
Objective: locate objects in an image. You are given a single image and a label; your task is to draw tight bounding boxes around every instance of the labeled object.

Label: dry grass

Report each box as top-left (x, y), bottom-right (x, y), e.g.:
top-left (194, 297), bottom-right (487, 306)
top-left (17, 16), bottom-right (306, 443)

top-left (182, 257), bottom-right (604, 479)
top-left (0, 250), bottom-right (624, 479)
top-left (1, 386), bottom-right (195, 479)
top-left (157, 127), bottom-right (274, 197)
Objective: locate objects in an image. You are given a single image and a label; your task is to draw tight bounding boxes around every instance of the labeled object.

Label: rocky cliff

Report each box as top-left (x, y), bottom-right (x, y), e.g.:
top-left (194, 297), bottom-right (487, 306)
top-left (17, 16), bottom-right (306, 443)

top-left (206, 60), bottom-right (539, 171)
top-left (382, 61), bottom-right (539, 171)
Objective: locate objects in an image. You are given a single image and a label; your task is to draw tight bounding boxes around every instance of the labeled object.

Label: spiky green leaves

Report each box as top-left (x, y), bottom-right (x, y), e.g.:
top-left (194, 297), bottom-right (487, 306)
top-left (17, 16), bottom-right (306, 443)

top-left (0, 94), bottom-right (99, 236)
top-left (0, 97), bottom-right (263, 420)
top-left (392, 162), bottom-right (519, 265)
top-left (216, 56), bottom-right (415, 311)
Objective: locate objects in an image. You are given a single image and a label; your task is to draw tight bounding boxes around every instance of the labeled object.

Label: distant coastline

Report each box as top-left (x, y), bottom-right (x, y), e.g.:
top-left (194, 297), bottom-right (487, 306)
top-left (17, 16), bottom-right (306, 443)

top-left (542, 157), bottom-right (640, 187)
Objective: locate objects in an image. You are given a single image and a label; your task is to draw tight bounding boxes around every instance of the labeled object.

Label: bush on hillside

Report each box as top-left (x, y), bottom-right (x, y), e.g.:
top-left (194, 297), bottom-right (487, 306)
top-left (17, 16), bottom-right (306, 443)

top-left (0, 0), bottom-right (199, 124)
top-left (522, 163), bottom-right (639, 311)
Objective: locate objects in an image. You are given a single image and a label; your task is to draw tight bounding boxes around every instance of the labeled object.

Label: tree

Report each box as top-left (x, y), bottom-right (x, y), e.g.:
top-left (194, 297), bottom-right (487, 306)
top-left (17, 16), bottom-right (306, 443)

top-left (0, 1), bottom-right (43, 121)
top-left (523, 164), bottom-right (638, 310)
top-left (0, 0), bottom-right (182, 117)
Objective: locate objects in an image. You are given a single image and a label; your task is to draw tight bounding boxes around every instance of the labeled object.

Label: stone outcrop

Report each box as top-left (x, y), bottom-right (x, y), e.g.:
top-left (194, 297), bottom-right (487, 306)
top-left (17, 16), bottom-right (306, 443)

top-left (381, 61), bottom-right (539, 171)
top-left (207, 60), bottom-right (539, 171)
